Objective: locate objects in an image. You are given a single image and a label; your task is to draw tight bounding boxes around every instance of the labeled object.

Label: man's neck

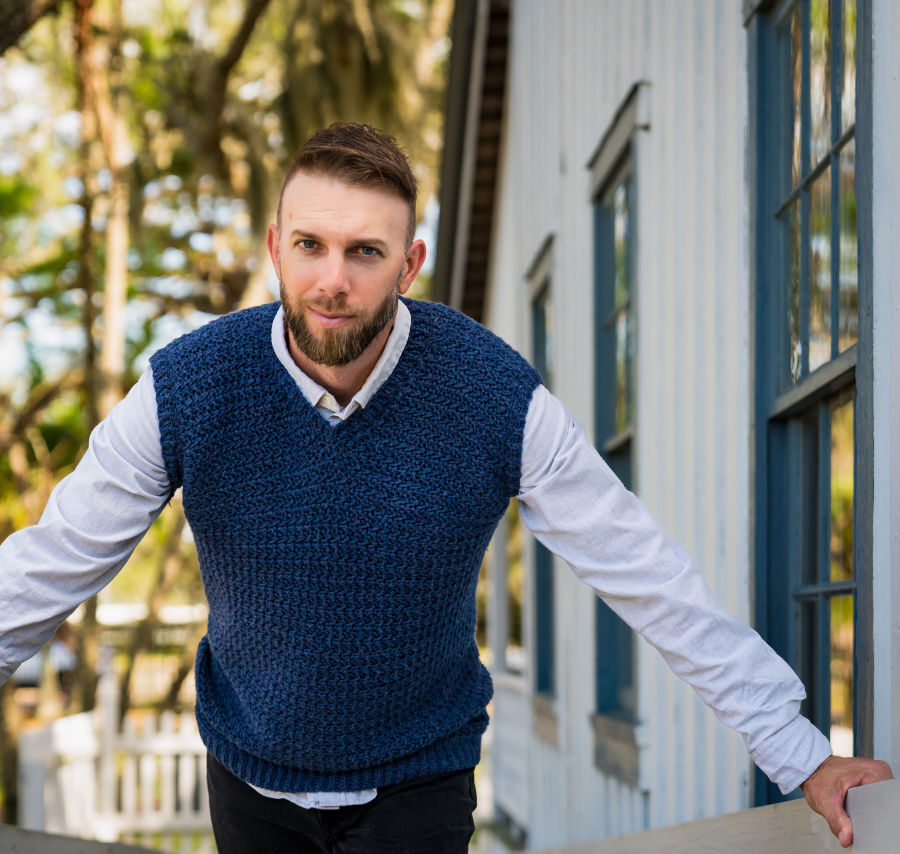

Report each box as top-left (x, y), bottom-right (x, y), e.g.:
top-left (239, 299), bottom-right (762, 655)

top-left (287, 319), bottom-right (395, 407)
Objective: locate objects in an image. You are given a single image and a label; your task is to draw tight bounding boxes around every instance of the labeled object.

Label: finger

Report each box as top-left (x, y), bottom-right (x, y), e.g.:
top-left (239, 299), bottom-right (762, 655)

top-left (822, 798), bottom-right (853, 848)
top-left (861, 759), bottom-right (894, 783)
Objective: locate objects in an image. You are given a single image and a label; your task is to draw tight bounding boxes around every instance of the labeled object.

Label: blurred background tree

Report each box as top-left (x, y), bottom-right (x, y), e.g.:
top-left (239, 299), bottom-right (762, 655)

top-left (0, 0), bottom-right (453, 823)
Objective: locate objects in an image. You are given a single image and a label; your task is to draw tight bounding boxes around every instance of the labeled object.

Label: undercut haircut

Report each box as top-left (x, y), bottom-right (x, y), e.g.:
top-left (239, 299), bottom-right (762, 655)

top-left (277, 122), bottom-right (418, 245)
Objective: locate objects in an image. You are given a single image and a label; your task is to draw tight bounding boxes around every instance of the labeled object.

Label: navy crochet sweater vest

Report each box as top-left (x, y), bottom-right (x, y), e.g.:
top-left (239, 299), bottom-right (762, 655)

top-left (149, 298), bottom-right (541, 792)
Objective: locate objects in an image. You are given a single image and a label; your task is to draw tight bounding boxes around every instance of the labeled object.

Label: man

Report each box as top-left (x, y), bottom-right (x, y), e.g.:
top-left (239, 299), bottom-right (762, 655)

top-left (0, 123), bottom-right (891, 853)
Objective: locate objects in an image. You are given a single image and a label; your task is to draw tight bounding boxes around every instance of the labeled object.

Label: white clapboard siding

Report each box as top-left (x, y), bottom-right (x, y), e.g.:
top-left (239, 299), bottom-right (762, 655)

top-left (491, 672), bottom-right (531, 832)
top-left (485, 0), bottom-right (753, 847)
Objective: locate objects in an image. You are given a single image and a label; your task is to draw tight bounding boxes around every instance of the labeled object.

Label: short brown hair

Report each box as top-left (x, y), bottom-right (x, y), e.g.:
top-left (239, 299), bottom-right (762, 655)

top-left (277, 122), bottom-right (418, 244)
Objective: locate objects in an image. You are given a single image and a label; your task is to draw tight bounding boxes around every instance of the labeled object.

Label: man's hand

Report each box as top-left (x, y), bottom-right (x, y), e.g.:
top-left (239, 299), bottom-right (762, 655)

top-left (800, 755), bottom-right (893, 847)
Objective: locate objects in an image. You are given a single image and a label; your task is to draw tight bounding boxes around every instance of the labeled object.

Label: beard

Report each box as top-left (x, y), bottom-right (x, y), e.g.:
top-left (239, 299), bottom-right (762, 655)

top-left (281, 277), bottom-right (400, 367)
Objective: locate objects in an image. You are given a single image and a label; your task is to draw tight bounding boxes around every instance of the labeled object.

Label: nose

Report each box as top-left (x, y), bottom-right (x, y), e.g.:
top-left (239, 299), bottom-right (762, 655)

top-left (316, 251), bottom-right (351, 299)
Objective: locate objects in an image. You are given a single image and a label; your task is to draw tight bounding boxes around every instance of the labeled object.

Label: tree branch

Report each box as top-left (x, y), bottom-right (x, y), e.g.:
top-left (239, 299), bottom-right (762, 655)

top-left (0, 371), bottom-right (85, 457)
top-left (0, 0), bottom-right (63, 56)
top-left (220, 0), bottom-right (272, 78)
top-left (203, 0), bottom-right (273, 170)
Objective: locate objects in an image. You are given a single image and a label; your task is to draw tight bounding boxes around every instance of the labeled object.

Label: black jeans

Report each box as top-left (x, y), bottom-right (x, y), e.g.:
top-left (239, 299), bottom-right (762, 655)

top-left (206, 753), bottom-right (477, 854)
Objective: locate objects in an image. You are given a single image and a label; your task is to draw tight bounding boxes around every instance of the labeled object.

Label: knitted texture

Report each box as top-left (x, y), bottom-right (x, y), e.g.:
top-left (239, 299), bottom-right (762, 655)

top-left (150, 298), bottom-right (541, 792)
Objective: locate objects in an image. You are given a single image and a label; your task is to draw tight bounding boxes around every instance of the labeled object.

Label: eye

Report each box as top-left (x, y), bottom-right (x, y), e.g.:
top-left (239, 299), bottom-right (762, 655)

top-left (356, 245), bottom-right (379, 257)
top-left (296, 239), bottom-right (317, 250)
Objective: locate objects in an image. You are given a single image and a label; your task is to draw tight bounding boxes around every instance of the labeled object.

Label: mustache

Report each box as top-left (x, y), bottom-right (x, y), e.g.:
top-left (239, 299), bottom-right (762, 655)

top-left (302, 296), bottom-right (357, 316)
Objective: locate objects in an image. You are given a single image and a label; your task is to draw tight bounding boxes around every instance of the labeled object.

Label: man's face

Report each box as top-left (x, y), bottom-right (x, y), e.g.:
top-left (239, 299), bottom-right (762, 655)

top-left (267, 172), bottom-right (425, 368)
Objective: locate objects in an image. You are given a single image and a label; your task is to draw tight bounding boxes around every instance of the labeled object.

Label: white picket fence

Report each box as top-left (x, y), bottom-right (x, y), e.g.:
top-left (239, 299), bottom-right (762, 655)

top-left (18, 669), bottom-right (215, 853)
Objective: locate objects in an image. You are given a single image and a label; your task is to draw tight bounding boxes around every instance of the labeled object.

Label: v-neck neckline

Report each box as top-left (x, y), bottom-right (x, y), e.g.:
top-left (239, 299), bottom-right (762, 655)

top-left (269, 304), bottom-right (417, 438)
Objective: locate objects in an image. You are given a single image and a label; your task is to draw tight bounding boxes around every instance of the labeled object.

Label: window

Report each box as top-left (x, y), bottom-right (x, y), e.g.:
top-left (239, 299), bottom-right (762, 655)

top-left (586, 82), bottom-right (648, 785)
top-left (750, 0), bottom-right (872, 805)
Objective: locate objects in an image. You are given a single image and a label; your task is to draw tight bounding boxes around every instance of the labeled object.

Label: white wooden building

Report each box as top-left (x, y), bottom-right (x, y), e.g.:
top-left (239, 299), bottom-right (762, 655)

top-left (433, 0), bottom-right (900, 848)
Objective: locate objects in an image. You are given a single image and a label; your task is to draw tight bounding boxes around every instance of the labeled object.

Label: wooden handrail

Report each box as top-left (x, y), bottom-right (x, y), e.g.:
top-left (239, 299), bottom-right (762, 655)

top-left (536, 780), bottom-right (900, 853)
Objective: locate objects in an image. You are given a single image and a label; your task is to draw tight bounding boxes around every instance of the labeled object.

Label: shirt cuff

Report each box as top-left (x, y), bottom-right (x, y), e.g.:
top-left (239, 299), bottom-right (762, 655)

top-left (750, 716), bottom-right (833, 794)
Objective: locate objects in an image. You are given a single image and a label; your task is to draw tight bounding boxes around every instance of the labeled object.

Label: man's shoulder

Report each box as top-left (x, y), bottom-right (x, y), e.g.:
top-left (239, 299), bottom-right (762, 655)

top-left (403, 297), bottom-right (527, 360)
top-left (402, 297), bottom-right (540, 391)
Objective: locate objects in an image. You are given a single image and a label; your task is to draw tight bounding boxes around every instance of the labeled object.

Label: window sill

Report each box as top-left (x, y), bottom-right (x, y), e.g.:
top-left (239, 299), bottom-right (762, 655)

top-left (590, 712), bottom-right (639, 787)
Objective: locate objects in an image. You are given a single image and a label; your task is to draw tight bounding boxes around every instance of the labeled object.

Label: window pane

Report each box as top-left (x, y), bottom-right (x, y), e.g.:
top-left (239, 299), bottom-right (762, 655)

top-left (797, 598), bottom-right (819, 720)
top-left (613, 181), bottom-right (629, 309)
top-left (838, 139), bottom-right (857, 351)
top-left (614, 309), bottom-right (633, 433)
top-left (791, 4), bottom-right (804, 187)
top-left (787, 201), bottom-right (803, 382)
top-left (533, 286), bottom-right (554, 390)
top-left (505, 500), bottom-right (524, 669)
top-left (595, 598), bottom-right (636, 721)
top-left (809, 167), bottom-right (832, 373)
top-left (810, 0), bottom-right (832, 166)
top-left (842, 0), bottom-right (856, 131)
top-left (829, 593), bottom-right (854, 756)
top-left (830, 398), bottom-right (854, 582)
top-left (798, 412), bottom-right (821, 585)
top-left (535, 542), bottom-right (554, 695)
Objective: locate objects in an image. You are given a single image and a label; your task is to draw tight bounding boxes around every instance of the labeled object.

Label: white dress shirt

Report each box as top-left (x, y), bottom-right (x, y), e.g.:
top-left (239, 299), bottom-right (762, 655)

top-left (0, 300), bottom-right (831, 805)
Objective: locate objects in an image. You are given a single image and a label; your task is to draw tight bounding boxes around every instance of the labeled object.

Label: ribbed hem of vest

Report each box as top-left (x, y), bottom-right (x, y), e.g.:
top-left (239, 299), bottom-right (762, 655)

top-left (197, 715), bottom-right (486, 793)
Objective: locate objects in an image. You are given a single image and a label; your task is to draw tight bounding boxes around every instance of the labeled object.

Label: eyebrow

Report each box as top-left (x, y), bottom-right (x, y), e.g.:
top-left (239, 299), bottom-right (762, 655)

top-left (288, 229), bottom-right (390, 254)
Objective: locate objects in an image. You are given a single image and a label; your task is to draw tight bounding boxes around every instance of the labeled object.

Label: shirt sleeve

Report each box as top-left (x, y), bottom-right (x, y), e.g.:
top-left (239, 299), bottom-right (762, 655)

top-left (516, 384), bottom-right (832, 794)
top-left (0, 367), bottom-right (170, 684)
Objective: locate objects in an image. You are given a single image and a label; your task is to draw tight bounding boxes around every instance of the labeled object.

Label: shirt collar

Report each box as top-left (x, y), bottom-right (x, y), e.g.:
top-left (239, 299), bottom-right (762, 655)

top-left (270, 300), bottom-right (411, 417)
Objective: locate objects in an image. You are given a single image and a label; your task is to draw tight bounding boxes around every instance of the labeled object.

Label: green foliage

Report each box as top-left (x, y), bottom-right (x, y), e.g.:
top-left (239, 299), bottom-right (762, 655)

top-left (0, 175), bottom-right (36, 218)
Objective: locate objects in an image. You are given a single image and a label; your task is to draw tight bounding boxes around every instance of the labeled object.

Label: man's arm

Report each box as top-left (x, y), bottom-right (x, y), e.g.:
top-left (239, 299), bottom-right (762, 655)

top-left (516, 385), bottom-right (892, 844)
top-left (0, 368), bottom-right (170, 683)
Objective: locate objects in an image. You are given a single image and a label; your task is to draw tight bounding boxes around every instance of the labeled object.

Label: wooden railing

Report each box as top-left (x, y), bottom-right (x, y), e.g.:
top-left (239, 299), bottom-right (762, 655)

top-left (17, 670), bottom-right (213, 852)
top-left (536, 779), bottom-right (900, 853)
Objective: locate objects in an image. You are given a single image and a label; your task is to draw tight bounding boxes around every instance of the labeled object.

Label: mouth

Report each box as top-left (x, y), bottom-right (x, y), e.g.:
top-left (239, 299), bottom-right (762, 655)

top-left (308, 307), bottom-right (355, 329)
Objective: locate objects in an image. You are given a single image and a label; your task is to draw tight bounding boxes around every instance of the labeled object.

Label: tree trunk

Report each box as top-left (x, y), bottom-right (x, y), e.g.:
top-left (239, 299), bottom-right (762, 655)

top-left (72, 0), bottom-right (101, 716)
top-left (93, 0), bottom-right (129, 419)
top-left (0, 680), bottom-right (19, 824)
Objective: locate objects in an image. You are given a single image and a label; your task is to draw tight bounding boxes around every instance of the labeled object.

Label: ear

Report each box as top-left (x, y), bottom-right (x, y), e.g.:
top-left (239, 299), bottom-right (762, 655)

top-left (266, 223), bottom-right (281, 276)
top-left (398, 239), bottom-right (427, 296)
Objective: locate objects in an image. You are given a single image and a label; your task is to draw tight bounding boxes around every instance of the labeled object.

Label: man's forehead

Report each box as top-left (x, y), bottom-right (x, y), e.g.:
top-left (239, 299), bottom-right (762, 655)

top-left (280, 172), bottom-right (408, 230)
top-left (283, 171), bottom-right (405, 206)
